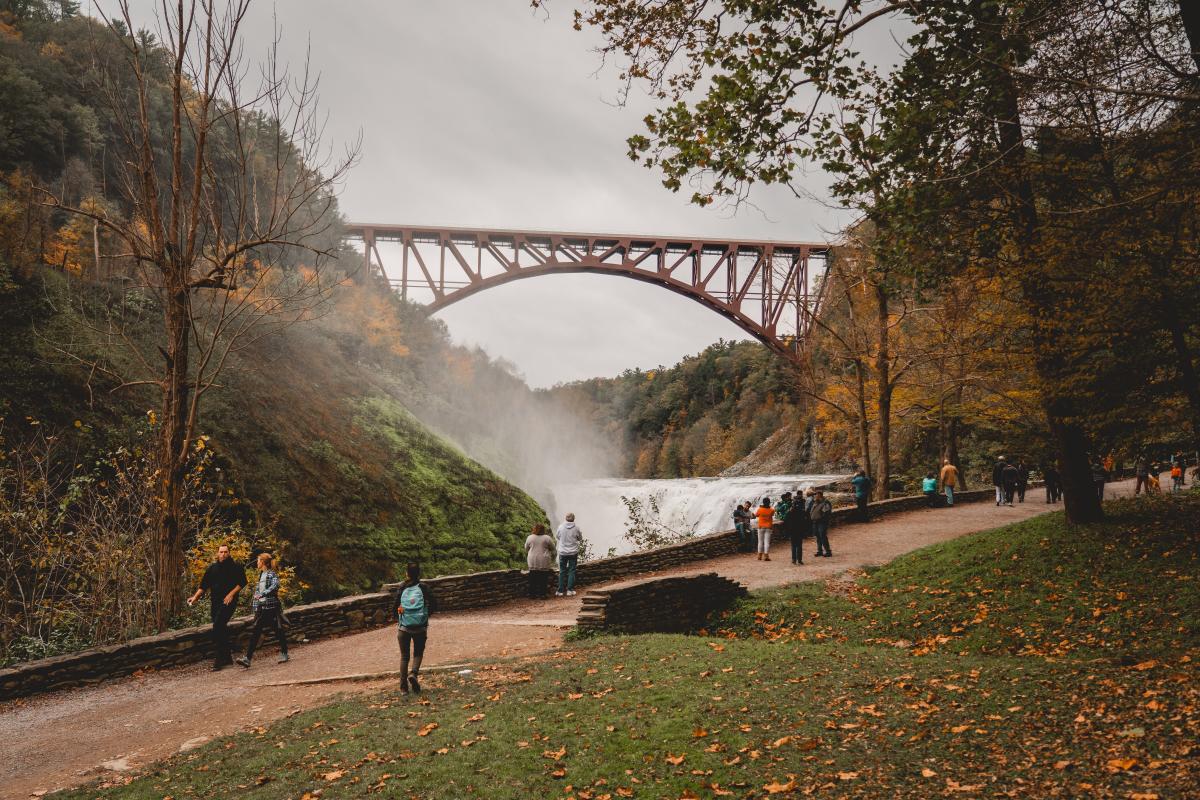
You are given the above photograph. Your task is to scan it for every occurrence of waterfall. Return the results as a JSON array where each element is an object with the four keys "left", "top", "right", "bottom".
[{"left": 547, "top": 473, "right": 848, "bottom": 557}]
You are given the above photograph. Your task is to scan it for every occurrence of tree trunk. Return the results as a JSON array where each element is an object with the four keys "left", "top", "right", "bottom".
[
  {"left": 1179, "top": 0, "right": 1200, "bottom": 73},
  {"left": 873, "top": 283, "right": 891, "bottom": 500},
  {"left": 854, "top": 359, "right": 873, "bottom": 479},
  {"left": 155, "top": 283, "right": 191, "bottom": 629},
  {"left": 990, "top": 23, "right": 1103, "bottom": 523},
  {"left": 1164, "top": 305, "right": 1200, "bottom": 455}
]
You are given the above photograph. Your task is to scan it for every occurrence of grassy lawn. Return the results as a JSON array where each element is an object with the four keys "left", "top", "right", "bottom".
[{"left": 60, "top": 495, "right": 1199, "bottom": 799}]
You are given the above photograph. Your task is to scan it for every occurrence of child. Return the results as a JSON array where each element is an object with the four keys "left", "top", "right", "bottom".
[
  {"left": 922, "top": 472, "right": 939, "bottom": 507},
  {"left": 1171, "top": 463, "right": 1184, "bottom": 493}
]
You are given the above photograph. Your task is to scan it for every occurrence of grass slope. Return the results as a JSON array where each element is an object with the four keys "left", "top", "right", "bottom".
[{"left": 61, "top": 495, "right": 1199, "bottom": 799}]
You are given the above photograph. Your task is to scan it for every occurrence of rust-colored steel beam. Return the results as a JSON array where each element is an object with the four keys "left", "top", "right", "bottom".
[{"left": 343, "top": 223, "right": 830, "bottom": 361}]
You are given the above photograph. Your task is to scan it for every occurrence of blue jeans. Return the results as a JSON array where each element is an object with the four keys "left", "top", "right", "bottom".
[
  {"left": 557, "top": 554, "right": 578, "bottom": 594},
  {"left": 735, "top": 522, "right": 753, "bottom": 551},
  {"left": 945, "top": 485, "right": 954, "bottom": 505},
  {"left": 813, "top": 521, "right": 831, "bottom": 555}
]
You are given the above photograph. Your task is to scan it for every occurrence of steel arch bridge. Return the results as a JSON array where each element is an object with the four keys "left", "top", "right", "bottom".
[{"left": 343, "top": 223, "right": 830, "bottom": 359}]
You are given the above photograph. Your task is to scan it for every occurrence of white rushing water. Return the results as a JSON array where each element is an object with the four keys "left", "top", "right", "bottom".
[{"left": 547, "top": 473, "right": 848, "bottom": 557}]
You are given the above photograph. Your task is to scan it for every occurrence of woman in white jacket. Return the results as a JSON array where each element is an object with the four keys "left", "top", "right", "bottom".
[{"left": 524, "top": 523, "right": 556, "bottom": 598}]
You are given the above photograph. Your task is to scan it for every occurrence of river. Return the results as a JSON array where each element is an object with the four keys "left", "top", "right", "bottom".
[{"left": 547, "top": 473, "right": 848, "bottom": 557}]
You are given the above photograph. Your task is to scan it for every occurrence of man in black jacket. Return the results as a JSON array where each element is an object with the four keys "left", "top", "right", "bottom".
[
  {"left": 992, "top": 456, "right": 1008, "bottom": 506},
  {"left": 187, "top": 545, "right": 247, "bottom": 671}
]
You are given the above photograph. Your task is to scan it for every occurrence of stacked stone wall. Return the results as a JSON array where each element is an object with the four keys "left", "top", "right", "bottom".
[
  {"left": 576, "top": 573, "right": 747, "bottom": 634},
  {"left": 0, "top": 482, "right": 1009, "bottom": 700}
]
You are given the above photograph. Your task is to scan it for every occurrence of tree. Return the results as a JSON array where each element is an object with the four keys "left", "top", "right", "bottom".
[
  {"left": 563, "top": 0, "right": 1200, "bottom": 523},
  {"left": 42, "top": 0, "right": 356, "bottom": 628}
]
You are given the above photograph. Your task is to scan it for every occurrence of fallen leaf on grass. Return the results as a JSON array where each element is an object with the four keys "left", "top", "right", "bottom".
[
  {"left": 692, "top": 728, "right": 709, "bottom": 738},
  {"left": 322, "top": 770, "right": 345, "bottom": 781},
  {"left": 1054, "top": 760, "right": 1073, "bottom": 770},
  {"left": 543, "top": 746, "right": 567, "bottom": 760},
  {"left": 921, "top": 768, "right": 937, "bottom": 778},
  {"left": 1106, "top": 758, "right": 1138, "bottom": 772},
  {"left": 764, "top": 778, "right": 796, "bottom": 793},
  {"left": 665, "top": 753, "right": 686, "bottom": 765},
  {"left": 466, "top": 714, "right": 485, "bottom": 723},
  {"left": 838, "top": 772, "right": 859, "bottom": 780}
]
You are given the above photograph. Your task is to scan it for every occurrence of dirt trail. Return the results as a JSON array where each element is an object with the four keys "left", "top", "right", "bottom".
[{"left": 0, "top": 479, "right": 1136, "bottom": 799}]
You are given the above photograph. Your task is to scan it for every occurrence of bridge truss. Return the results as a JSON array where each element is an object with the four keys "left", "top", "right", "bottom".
[{"left": 343, "top": 223, "right": 830, "bottom": 359}]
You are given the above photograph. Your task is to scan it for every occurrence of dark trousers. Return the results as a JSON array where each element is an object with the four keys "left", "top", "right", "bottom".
[
  {"left": 1002, "top": 482, "right": 1016, "bottom": 504},
  {"left": 210, "top": 601, "right": 237, "bottom": 665},
  {"left": 1017, "top": 483, "right": 1027, "bottom": 502},
  {"left": 245, "top": 605, "right": 287, "bottom": 659},
  {"left": 526, "top": 569, "right": 550, "bottom": 598},
  {"left": 855, "top": 495, "right": 869, "bottom": 521},
  {"left": 790, "top": 529, "right": 804, "bottom": 563},
  {"left": 924, "top": 490, "right": 938, "bottom": 507},
  {"left": 813, "top": 521, "right": 831, "bottom": 555},
  {"left": 557, "top": 554, "right": 578, "bottom": 594},
  {"left": 398, "top": 628, "right": 427, "bottom": 678},
  {"left": 1135, "top": 475, "right": 1149, "bottom": 494}
]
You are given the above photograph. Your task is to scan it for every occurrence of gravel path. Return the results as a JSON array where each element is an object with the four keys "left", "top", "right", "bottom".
[{"left": 0, "top": 478, "right": 1137, "bottom": 798}]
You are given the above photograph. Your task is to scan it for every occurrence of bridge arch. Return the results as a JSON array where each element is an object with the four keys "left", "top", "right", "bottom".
[{"left": 343, "top": 223, "right": 830, "bottom": 360}]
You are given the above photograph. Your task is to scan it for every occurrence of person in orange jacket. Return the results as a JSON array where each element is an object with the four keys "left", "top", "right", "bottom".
[{"left": 754, "top": 497, "right": 775, "bottom": 561}]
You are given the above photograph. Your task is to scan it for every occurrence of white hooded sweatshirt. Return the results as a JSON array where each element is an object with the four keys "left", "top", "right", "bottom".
[{"left": 555, "top": 521, "right": 583, "bottom": 556}]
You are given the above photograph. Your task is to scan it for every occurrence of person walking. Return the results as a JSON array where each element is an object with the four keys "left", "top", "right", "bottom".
[
  {"left": 187, "top": 544, "right": 246, "bottom": 671},
  {"left": 851, "top": 470, "right": 872, "bottom": 522},
  {"left": 524, "top": 523, "right": 556, "bottom": 599},
  {"left": 1170, "top": 462, "right": 1184, "bottom": 493},
  {"left": 236, "top": 552, "right": 288, "bottom": 668},
  {"left": 733, "top": 501, "right": 753, "bottom": 552},
  {"left": 394, "top": 562, "right": 435, "bottom": 694},
  {"left": 784, "top": 491, "right": 809, "bottom": 565},
  {"left": 939, "top": 459, "right": 960, "bottom": 506},
  {"left": 1134, "top": 458, "right": 1151, "bottom": 495},
  {"left": 1001, "top": 460, "right": 1020, "bottom": 506},
  {"left": 1016, "top": 460, "right": 1030, "bottom": 503},
  {"left": 555, "top": 513, "right": 584, "bottom": 596},
  {"left": 808, "top": 489, "right": 833, "bottom": 558},
  {"left": 921, "top": 472, "right": 939, "bottom": 507},
  {"left": 992, "top": 456, "right": 1007, "bottom": 506},
  {"left": 1043, "top": 462, "right": 1061, "bottom": 503},
  {"left": 754, "top": 497, "right": 775, "bottom": 561},
  {"left": 1091, "top": 459, "right": 1108, "bottom": 503}
]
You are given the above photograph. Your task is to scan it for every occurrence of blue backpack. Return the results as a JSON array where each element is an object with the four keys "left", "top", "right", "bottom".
[{"left": 399, "top": 584, "right": 429, "bottom": 628}]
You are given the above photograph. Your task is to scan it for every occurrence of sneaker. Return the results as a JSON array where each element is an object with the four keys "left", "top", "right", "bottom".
[
  {"left": 566, "top": 590, "right": 576, "bottom": 596},
  {"left": 235, "top": 656, "right": 251, "bottom": 668},
  {"left": 277, "top": 653, "right": 289, "bottom": 664},
  {"left": 555, "top": 591, "right": 564, "bottom": 597},
  {"left": 408, "top": 674, "right": 420, "bottom": 694}
]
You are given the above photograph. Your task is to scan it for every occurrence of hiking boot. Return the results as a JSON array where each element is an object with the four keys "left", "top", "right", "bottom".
[
  {"left": 408, "top": 673, "right": 421, "bottom": 694},
  {"left": 235, "top": 656, "right": 251, "bottom": 668},
  {"left": 277, "top": 653, "right": 289, "bottom": 664},
  {"left": 763, "top": 554, "right": 770, "bottom": 561}
]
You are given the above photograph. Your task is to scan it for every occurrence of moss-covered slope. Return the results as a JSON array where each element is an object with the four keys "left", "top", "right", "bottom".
[{"left": 0, "top": 270, "right": 546, "bottom": 598}]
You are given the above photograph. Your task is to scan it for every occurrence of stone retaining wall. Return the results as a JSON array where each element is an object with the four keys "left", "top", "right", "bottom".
[
  {"left": 576, "top": 573, "right": 747, "bottom": 634},
  {"left": 0, "top": 482, "right": 1011, "bottom": 701}
]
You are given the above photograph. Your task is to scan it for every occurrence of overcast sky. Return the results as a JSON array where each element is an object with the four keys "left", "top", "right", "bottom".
[{"left": 102, "top": 1, "right": 858, "bottom": 386}]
